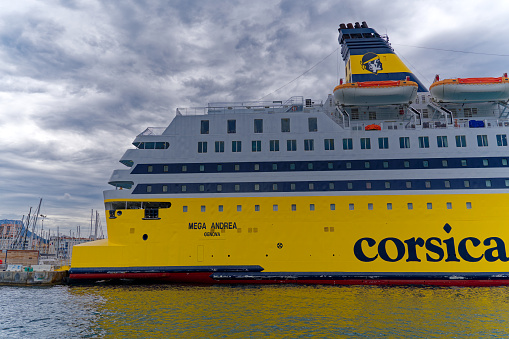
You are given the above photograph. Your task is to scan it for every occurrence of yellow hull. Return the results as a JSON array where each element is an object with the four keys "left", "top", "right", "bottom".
[{"left": 70, "top": 193, "right": 509, "bottom": 284}]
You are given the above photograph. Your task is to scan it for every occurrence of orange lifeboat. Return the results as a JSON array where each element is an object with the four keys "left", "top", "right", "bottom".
[
  {"left": 365, "top": 124, "right": 381, "bottom": 131},
  {"left": 333, "top": 80, "right": 418, "bottom": 106},
  {"left": 430, "top": 76, "right": 509, "bottom": 102}
]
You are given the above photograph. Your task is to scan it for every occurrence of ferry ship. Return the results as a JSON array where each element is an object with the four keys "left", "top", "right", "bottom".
[{"left": 70, "top": 22, "right": 509, "bottom": 286}]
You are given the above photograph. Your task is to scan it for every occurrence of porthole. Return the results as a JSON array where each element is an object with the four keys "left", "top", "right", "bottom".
[
  {"left": 142, "top": 234, "right": 148, "bottom": 241},
  {"left": 116, "top": 211, "right": 122, "bottom": 216}
]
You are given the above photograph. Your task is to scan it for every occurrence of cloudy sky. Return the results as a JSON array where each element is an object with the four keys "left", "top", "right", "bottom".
[{"left": 1, "top": 0, "right": 509, "bottom": 235}]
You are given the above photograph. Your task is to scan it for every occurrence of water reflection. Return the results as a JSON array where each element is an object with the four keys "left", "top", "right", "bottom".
[{"left": 1, "top": 284, "right": 509, "bottom": 337}]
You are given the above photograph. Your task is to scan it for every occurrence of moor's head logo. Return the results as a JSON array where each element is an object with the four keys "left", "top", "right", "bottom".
[{"left": 361, "top": 52, "right": 383, "bottom": 74}]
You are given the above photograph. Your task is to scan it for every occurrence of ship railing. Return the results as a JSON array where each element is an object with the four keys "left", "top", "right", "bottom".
[{"left": 138, "top": 127, "right": 166, "bottom": 136}]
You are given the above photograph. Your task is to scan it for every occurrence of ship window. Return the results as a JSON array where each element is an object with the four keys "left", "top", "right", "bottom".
[
  {"left": 422, "top": 109, "right": 429, "bottom": 119},
  {"left": 477, "top": 135, "right": 488, "bottom": 147},
  {"left": 368, "top": 112, "right": 376, "bottom": 120},
  {"left": 252, "top": 140, "right": 261, "bottom": 152},
  {"left": 497, "top": 134, "right": 508, "bottom": 146},
  {"left": 400, "top": 137, "right": 410, "bottom": 149},
  {"left": 290, "top": 183, "right": 296, "bottom": 191},
  {"left": 309, "top": 183, "right": 314, "bottom": 190},
  {"left": 308, "top": 163, "right": 313, "bottom": 170},
  {"left": 445, "top": 181, "right": 451, "bottom": 188},
  {"left": 387, "top": 203, "right": 392, "bottom": 210},
  {"left": 273, "top": 205, "right": 278, "bottom": 211},
  {"left": 308, "top": 117, "right": 318, "bottom": 132},
  {"left": 366, "top": 182, "right": 371, "bottom": 189},
  {"left": 183, "top": 206, "right": 188, "bottom": 212},
  {"left": 201, "top": 206, "right": 206, "bottom": 212},
  {"left": 346, "top": 162, "right": 352, "bottom": 169},
  {"left": 215, "top": 141, "right": 225, "bottom": 153},
  {"left": 217, "top": 184, "right": 222, "bottom": 192},
  {"left": 486, "top": 180, "right": 492, "bottom": 187},
  {"left": 349, "top": 203, "right": 354, "bottom": 210},
  {"left": 254, "top": 184, "right": 260, "bottom": 191},
  {"left": 199, "top": 165, "right": 205, "bottom": 172},
  {"left": 378, "top": 137, "right": 389, "bottom": 149},
  {"left": 199, "top": 185, "right": 205, "bottom": 192},
  {"left": 406, "top": 181, "right": 412, "bottom": 189},
  {"left": 368, "top": 203, "right": 373, "bottom": 210},
  {"left": 273, "top": 183, "right": 278, "bottom": 191},
  {"left": 198, "top": 141, "right": 208, "bottom": 153},
  {"left": 365, "top": 161, "right": 370, "bottom": 169},
  {"left": 506, "top": 180, "right": 509, "bottom": 187},
  {"left": 147, "top": 185, "right": 152, "bottom": 193},
  {"left": 254, "top": 119, "right": 263, "bottom": 133},
  {"left": 235, "top": 184, "right": 240, "bottom": 191},
  {"left": 291, "top": 204, "right": 296, "bottom": 211},
  {"left": 304, "top": 139, "right": 314, "bottom": 151},
  {"left": 181, "top": 185, "right": 187, "bottom": 192},
  {"left": 162, "top": 185, "right": 168, "bottom": 193},
  {"left": 404, "top": 161, "right": 410, "bottom": 168},
  {"left": 324, "top": 139, "right": 335, "bottom": 150},
  {"left": 383, "top": 161, "right": 389, "bottom": 168},
  {"left": 442, "top": 160, "right": 448, "bottom": 167},
  {"left": 145, "top": 142, "right": 155, "bottom": 149},
  {"left": 163, "top": 165, "right": 168, "bottom": 172},
  {"left": 483, "top": 159, "right": 489, "bottom": 166},
  {"left": 503, "top": 159, "right": 508, "bottom": 166},
  {"left": 232, "top": 141, "right": 242, "bottom": 152},
  {"left": 328, "top": 162, "right": 334, "bottom": 170},
  {"left": 290, "top": 163, "right": 296, "bottom": 170},
  {"left": 330, "top": 203, "right": 335, "bottom": 210},
  {"left": 254, "top": 164, "right": 259, "bottom": 171},
  {"left": 437, "top": 136, "right": 448, "bottom": 148},
  {"left": 148, "top": 165, "right": 153, "bottom": 173},
  {"left": 427, "top": 203, "right": 432, "bottom": 210},
  {"left": 272, "top": 163, "right": 277, "bottom": 171},
  {"left": 237, "top": 205, "right": 242, "bottom": 212},
  {"left": 329, "top": 182, "right": 334, "bottom": 190},
  {"left": 255, "top": 205, "right": 260, "bottom": 211},
  {"left": 464, "top": 108, "right": 472, "bottom": 117},
  {"left": 425, "top": 181, "right": 431, "bottom": 188},
  {"left": 182, "top": 165, "right": 187, "bottom": 172},
  {"left": 464, "top": 180, "right": 470, "bottom": 188},
  {"left": 415, "top": 96, "right": 419, "bottom": 104},
  {"left": 347, "top": 182, "right": 353, "bottom": 189},
  {"left": 418, "top": 136, "right": 429, "bottom": 148},
  {"left": 343, "top": 138, "right": 353, "bottom": 150},
  {"left": 201, "top": 120, "right": 209, "bottom": 134},
  {"left": 447, "top": 202, "right": 452, "bottom": 209},
  {"left": 351, "top": 108, "right": 359, "bottom": 120},
  {"left": 407, "top": 203, "right": 413, "bottom": 210},
  {"left": 219, "top": 205, "right": 223, "bottom": 212},
  {"left": 270, "top": 140, "right": 280, "bottom": 152},
  {"left": 423, "top": 160, "right": 429, "bottom": 168},
  {"left": 155, "top": 142, "right": 169, "bottom": 149},
  {"left": 310, "top": 204, "right": 315, "bottom": 211},
  {"left": 361, "top": 138, "right": 371, "bottom": 150},
  {"left": 227, "top": 120, "right": 236, "bottom": 133},
  {"left": 287, "top": 140, "right": 297, "bottom": 151},
  {"left": 217, "top": 164, "right": 222, "bottom": 172},
  {"left": 235, "top": 164, "right": 240, "bottom": 171},
  {"left": 456, "top": 135, "right": 467, "bottom": 147},
  {"left": 144, "top": 209, "right": 159, "bottom": 219},
  {"left": 281, "top": 118, "right": 290, "bottom": 132},
  {"left": 466, "top": 202, "right": 472, "bottom": 209},
  {"left": 385, "top": 182, "right": 390, "bottom": 189},
  {"left": 421, "top": 95, "right": 426, "bottom": 103},
  {"left": 461, "top": 159, "right": 467, "bottom": 167}
]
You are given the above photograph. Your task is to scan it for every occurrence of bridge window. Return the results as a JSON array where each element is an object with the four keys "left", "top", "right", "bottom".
[
  {"left": 227, "top": 120, "right": 236, "bottom": 133},
  {"left": 456, "top": 135, "right": 467, "bottom": 147},
  {"left": 254, "top": 119, "right": 263, "bottom": 133},
  {"left": 308, "top": 117, "right": 317, "bottom": 132}
]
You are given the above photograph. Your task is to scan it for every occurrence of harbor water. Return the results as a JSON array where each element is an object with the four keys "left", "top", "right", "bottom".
[{"left": 1, "top": 284, "right": 509, "bottom": 337}]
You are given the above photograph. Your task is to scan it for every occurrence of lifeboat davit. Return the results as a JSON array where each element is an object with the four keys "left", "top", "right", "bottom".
[
  {"left": 333, "top": 80, "right": 418, "bottom": 106},
  {"left": 430, "top": 76, "right": 509, "bottom": 102}
]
